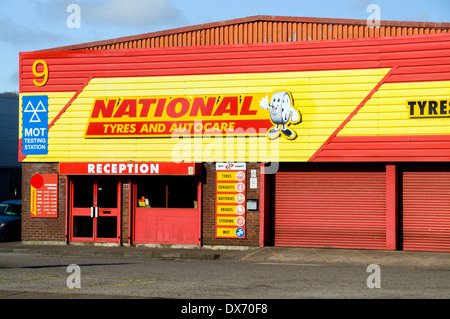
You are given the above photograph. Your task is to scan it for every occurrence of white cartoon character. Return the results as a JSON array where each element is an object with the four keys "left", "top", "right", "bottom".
[{"left": 259, "top": 91, "right": 301, "bottom": 139}]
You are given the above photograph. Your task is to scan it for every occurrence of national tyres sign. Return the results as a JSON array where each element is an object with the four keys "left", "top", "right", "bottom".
[
  {"left": 22, "top": 95, "right": 48, "bottom": 155},
  {"left": 84, "top": 92, "right": 301, "bottom": 139}
]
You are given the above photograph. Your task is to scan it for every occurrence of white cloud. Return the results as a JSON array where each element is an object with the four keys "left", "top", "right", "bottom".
[{"left": 0, "top": 17, "right": 61, "bottom": 46}]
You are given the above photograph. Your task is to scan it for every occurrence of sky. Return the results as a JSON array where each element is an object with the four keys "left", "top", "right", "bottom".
[{"left": 1, "top": 0, "right": 449, "bottom": 93}]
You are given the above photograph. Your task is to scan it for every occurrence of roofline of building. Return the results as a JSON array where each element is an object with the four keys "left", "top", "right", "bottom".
[
  {"left": 45, "top": 15, "right": 450, "bottom": 51},
  {"left": 0, "top": 93, "right": 19, "bottom": 99}
]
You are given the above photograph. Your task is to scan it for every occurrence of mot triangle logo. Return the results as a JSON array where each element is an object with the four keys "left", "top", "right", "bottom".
[
  {"left": 22, "top": 95, "right": 49, "bottom": 156},
  {"left": 24, "top": 100, "right": 47, "bottom": 123}
]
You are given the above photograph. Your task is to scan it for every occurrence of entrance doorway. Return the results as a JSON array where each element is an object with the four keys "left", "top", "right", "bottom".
[{"left": 69, "top": 177, "right": 121, "bottom": 243}]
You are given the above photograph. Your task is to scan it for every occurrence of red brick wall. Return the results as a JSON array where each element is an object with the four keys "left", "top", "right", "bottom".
[
  {"left": 22, "top": 163, "right": 130, "bottom": 244},
  {"left": 121, "top": 181, "right": 130, "bottom": 244},
  {"left": 21, "top": 162, "right": 66, "bottom": 242},
  {"left": 201, "top": 163, "right": 260, "bottom": 247}
]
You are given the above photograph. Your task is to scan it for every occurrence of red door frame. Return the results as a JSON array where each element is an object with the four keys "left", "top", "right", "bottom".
[{"left": 68, "top": 177, "right": 121, "bottom": 244}]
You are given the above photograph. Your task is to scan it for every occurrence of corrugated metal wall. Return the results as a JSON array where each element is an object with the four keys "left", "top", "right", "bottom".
[
  {"left": 402, "top": 170, "right": 450, "bottom": 252},
  {"left": 20, "top": 33, "right": 450, "bottom": 163},
  {"left": 56, "top": 16, "right": 450, "bottom": 51},
  {"left": 274, "top": 165, "right": 386, "bottom": 249}
]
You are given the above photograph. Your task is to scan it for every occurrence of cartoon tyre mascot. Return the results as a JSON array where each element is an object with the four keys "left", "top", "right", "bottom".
[{"left": 259, "top": 91, "right": 301, "bottom": 139}]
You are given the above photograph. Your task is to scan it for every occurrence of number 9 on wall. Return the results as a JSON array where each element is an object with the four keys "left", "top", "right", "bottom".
[{"left": 32, "top": 59, "right": 48, "bottom": 87}]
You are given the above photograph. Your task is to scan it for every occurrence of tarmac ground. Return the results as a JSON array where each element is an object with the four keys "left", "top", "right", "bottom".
[
  {"left": 1, "top": 241, "right": 450, "bottom": 299},
  {"left": 1, "top": 240, "right": 449, "bottom": 268}
]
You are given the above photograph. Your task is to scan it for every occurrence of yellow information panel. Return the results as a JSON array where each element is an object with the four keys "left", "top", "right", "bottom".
[{"left": 216, "top": 163, "right": 246, "bottom": 239}]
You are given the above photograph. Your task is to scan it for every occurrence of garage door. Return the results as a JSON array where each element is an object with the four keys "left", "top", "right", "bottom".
[
  {"left": 402, "top": 170, "right": 450, "bottom": 252},
  {"left": 274, "top": 165, "right": 386, "bottom": 249}
]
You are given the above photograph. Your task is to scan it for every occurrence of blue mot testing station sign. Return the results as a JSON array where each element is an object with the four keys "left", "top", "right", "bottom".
[{"left": 22, "top": 95, "right": 48, "bottom": 155}]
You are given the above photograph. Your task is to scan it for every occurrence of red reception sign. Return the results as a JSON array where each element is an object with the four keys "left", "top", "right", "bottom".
[
  {"left": 59, "top": 162, "right": 199, "bottom": 175},
  {"left": 30, "top": 174, "right": 58, "bottom": 218}
]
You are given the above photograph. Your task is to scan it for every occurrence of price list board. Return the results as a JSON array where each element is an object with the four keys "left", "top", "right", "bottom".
[
  {"left": 215, "top": 163, "right": 246, "bottom": 239},
  {"left": 30, "top": 174, "right": 58, "bottom": 218}
]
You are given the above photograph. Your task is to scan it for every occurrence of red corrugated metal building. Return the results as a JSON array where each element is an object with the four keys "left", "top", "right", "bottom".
[
  {"left": 50, "top": 15, "right": 450, "bottom": 50},
  {"left": 19, "top": 16, "right": 450, "bottom": 252}
]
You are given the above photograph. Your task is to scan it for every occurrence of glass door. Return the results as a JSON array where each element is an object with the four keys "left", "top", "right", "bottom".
[{"left": 70, "top": 177, "right": 121, "bottom": 243}]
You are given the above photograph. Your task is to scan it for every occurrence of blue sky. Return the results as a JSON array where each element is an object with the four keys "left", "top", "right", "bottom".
[{"left": 1, "top": 0, "right": 449, "bottom": 93}]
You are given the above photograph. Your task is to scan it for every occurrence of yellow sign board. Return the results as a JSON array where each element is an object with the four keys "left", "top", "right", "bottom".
[
  {"left": 216, "top": 227, "right": 239, "bottom": 238},
  {"left": 216, "top": 204, "right": 245, "bottom": 215},
  {"left": 215, "top": 163, "right": 246, "bottom": 239},
  {"left": 217, "top": 171, "right": 245, "bottom": 181}
]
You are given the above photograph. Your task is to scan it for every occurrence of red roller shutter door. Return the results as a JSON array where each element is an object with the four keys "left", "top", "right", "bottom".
[
  {"left": 274, "top": 166, "right": 386, "bottom": 249},
  {"left": 402, "top": 170, "right": 450, "bottom": 252}
]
